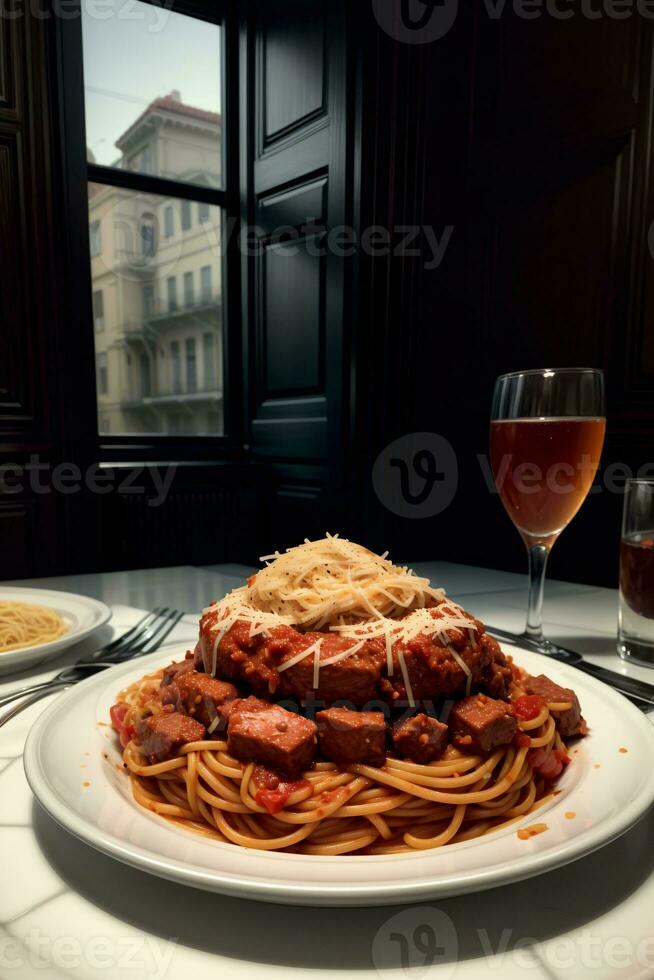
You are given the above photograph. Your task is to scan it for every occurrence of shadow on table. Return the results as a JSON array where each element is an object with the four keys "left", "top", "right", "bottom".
[
  {"left": 33, "top": 802, "right": 654, "bottom": 971},
  {"left": 549, "top": 634, "right": 620, "bottom": 657}
]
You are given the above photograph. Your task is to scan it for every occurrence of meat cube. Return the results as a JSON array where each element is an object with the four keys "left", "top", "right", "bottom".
[
  {"left": 136, "top": 712, "right": 206, "bottom": 762},
  {"left": 448, "top": 695, "right": 517, "bottom": 753},
  {"left": 316, "top": 707, "right": 387, "bottom": 767},
  {"left": 227, "top": 697, "right": 317, "bottom": 777},
  {"left": 173, "top": 671, "right": 239, "bottom": 729},
  {"left": 523, "top": 674, "right": 583, "bottom": 737},
  {"left": 392, "top": 713, "right": 448, "bottom": 764},
  {"left": 161, "top": 655, "right": 195, "bottom": 688}
]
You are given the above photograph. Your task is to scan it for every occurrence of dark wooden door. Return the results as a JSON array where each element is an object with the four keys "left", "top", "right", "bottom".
[{"left": 242, "top": 0, "right": 353, "bottom": 549}]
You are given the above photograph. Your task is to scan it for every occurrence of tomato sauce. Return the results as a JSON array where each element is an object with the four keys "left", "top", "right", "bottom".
[
  {"left": 513, "top": 694, "right": 546, "bottom": 721},
  {"left": 252, "top": 764, "right": 308, "bottom": 815}
]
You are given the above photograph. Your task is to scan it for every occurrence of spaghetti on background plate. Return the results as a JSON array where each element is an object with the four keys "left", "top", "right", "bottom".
[
  {"left": 0, "top": 600, "right": 68, "bottom": 654},
  {"left": 110, "top": 536, "right": 586, "bottom": 855}
]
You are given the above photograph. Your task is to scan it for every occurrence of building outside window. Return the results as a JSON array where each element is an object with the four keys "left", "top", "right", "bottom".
[
  {"left": 140, "top": 352, "right": 151, "bottom": 397},
  {"left": 92, "top": 290, "right": 104, "bottom": 332},
  {"left": 164, "top": 205, "right": 174, "bottom": 238},
  {"left": 181, "top": 199, "right": 192, "bottom": 231},
  {"left": 142, "top": 285, "right": 155, "bottom": 317},
  {"left": 167, "top": 276, "right": 177, "bottom": 312},
  {"left": 96, "top": 352, "right": 108, "bottom": 395},
  {"left": 89, "top": 221, "right": 101, "bottom": 257},
  {"left": 82, "top": 0, "right": 225, "bottom": 436},
  {"left": 186, "top": 337, "right": 197, "bottom": 393},
  {"left": 141, "top": 145, "right": 153, "bottom": 174},
  {"left": 184, "top": 271, "right": 194, "bottom": 308},
  {"left": 203, "top": 332, "right": 215, "bottom": 388},
  {"left": 200, "top": 265, "right": 212, "bottom": 303},
  {"left": 141, "top": 218, "right": 156, "bottom": 257},
  {"left": 171, "top": 341, "right": 181, "bottom": 394}
]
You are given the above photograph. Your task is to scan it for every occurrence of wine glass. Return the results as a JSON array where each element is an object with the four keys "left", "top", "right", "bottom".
[{"left": 490, "top": 368, "right": 606, "bottom": 652}]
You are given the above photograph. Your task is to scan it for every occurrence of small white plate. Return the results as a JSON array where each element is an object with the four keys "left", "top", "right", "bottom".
[
  {"left": 24, "top": 643, "right": 654, "bottom": 907},
  {"left": 0, "top": 586, "right": 111, "bottom": 675}
]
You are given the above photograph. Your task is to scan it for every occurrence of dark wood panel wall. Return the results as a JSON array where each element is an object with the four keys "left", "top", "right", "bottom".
[
  {"left": 0, "top": 15, "right": 61, "bottom": 577},
  {"left": 349, "top": 9, "right": 654, "bottom": 586}
]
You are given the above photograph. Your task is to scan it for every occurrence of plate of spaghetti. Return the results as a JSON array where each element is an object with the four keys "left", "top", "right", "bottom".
[
  {"left": 24, "top": 538, "right": 654, "bottom": 905},
  {"left": 0, "top": 586, "right": 111, "bottom": 675}
]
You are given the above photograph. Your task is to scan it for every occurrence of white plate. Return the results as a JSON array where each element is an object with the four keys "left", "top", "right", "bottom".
[
  {"left": 24, "top": 643, "right": 654, "bottom": 907},
  {"left": 0, "top": 586, "right": 111, "bottom": 675}
]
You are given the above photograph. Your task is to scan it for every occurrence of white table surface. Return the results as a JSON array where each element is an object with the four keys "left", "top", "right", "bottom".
[{"left": 1, "top": 562, "right": 653, "bottom": 980}]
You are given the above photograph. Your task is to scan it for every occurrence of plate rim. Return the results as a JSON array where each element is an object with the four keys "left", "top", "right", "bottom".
[{"left": 23, "top": 641, "right": 654, "bottom": 906}]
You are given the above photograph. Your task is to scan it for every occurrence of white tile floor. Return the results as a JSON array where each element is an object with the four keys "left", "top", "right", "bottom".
[{"left": 0, "top": 564, "right": 652, "bottom": 980}]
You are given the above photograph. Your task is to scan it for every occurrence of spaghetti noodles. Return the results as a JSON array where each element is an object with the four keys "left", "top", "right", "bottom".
[
  {"left": 115, "top": 667, "right": 573, "bottom": 855},
  {"left": 0, "top": 600, "right": 67, "bottom": 653}
]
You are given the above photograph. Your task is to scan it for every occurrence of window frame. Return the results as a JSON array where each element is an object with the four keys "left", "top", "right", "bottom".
[{"left": 56, "top": 0, "right": 245, "bottom": 463}]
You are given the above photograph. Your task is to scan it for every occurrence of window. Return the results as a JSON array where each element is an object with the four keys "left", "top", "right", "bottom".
[
  {"left": 96, "top": 352, "right": 108, "bottom": 395},
  {"left": 81, "top": 0, "right": 226, "bottom": 437},
  {"left": 200, "top": 265, "right": 212, "bottom": 303},
  {"left": 92, "top": 290, "right": 104, "bottom": 332},
  {"left": 181, "top": 200, "right": 192, "bottom": 232},
  {"left": 89, "top": 221, "right": 101, "bottom": 257},
  {"left": 183, "top": 271, "right": 194, "bottom": 308},
  {"left": 141, "top": 218, "right": 156, "bottom": 258},
  {"left": 203, "top": 332, "right": 216, "bottom": 389},
  {"left": 140, "top": 353, "right": 151, "bottom": 397},
  {"left": 171, "top": 341, "right": 181, "bottom": 394},
  {"left": 186, "top": 338, "right": 197, "bottom": 393},
  {"left": 167, "top": 277, "right": 177, "bottom": 312},
  {"left": 142, "top": 285, "right": 155, "bottom": 318},
  {"left": 141, "top": 146, "right": 153, "bottom": 174}
]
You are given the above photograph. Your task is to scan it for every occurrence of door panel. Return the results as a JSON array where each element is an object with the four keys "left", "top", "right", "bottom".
[
  {"left": 263, "top": 0, "right": 326, "bottom": 143},
  {"left": 244, "top": 0, "right": 349, "bottom": 530}
]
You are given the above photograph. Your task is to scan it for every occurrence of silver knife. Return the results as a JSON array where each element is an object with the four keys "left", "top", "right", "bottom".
[{"left": 485, "top": 624, "right": 654, "bottom": 708}]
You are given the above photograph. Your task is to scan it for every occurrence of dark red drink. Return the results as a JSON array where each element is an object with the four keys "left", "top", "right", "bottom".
[{"left": 620, "top": 534, "right": 654, "bottom": 620}]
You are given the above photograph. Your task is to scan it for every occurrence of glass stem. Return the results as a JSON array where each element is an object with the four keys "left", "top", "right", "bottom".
[{"left": 525, "top": 544, "right": 550, "bottom": 642}]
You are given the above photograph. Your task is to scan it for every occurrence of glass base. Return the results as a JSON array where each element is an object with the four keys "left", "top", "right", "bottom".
[
  {"left": 522, "top": 632, "right": 558, "bottom": 655},
  {"left": 618, "top": 637, "right": 654, "bottom": 668}
]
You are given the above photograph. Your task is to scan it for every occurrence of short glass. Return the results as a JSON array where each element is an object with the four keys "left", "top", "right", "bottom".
[{"left": 619, "top": 479, "right": 654, "bottom": 667}]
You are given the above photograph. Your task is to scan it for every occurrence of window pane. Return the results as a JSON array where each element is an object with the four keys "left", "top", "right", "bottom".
[
  {"left": 186, "top": 338, "right": 197, "bottom": 393},
  {"left": 167, "top": 276, "right": 177, "bottom": 312},
  {"left": 93, "top": 290, "right": 104, "bottom": 331},
  {"left": 181, "top": 199, "right": 192, "bottom": 231},
  {"left": 200, "top": 265, "right": 212, "bottom": 303},
  {"left": 82, "top": 0, "right": 223, "bottom": 189},
  {"left": 90, "top": 220, "right": 101, "bottom": 256},
  {"left": 88, "top": 183, "right": 224, "bottom": 436},
  {"left": 183, "top": 271, "right": 194, "bottom": 307}
]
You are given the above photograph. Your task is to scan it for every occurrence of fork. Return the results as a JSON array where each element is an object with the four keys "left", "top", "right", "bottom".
[{"left": 0, "top": 606, "right": 186, "bottom": 726}]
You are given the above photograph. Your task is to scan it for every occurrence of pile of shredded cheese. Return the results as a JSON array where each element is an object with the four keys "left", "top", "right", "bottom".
[
  {"left": 200, "top": 535, "right": 478, "bottom": 701},
  {"left": 250, "top": 534, "right": 445, "bottom": 628}
]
